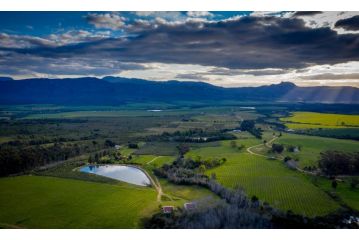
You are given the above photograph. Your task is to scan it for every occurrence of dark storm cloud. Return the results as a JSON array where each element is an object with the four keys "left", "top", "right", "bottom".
[
  {"left": 1, "top": 15, "right": 359, "bottom": 73},
  {"left": 335, "top": 15, "right": 359, "bottom": 31},
  {"left": 0, "top": 51, "right": 148, "bottom": 76},
  {"left": 292, "top": 11, "right": 323, "bottom": 17}
]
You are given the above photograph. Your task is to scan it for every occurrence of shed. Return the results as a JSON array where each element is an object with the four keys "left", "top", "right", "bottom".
[
  {"left": 184, "top": 202, "right": 197, "bottom": 211},
  {"left": 162, "top": 206, "right": 174, "bottom": 214}
]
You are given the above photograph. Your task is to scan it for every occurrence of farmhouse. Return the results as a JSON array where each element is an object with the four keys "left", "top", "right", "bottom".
[
  {"left": 115, "top": 145, "right": 121, "bottom": 150},
  {"left": 162, "top": 206, "right": 174, "bottom": 214}
]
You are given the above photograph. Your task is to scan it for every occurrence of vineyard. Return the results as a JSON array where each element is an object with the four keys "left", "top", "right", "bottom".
[{"left": 187, "top": 139, "right": 340, "bottom": 217}]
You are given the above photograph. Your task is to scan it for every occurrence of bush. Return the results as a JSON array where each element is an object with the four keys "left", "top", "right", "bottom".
[{"left": 272, "top": 144, "right": 284, "bottom": 153}]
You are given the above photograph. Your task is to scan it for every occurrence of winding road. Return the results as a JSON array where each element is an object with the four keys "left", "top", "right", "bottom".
[
  {"left": 246, "top": 135, "right": 317, "bottom": 175},
  {"left": 246, "top": 136, "right": 279, "bottom": 158}
]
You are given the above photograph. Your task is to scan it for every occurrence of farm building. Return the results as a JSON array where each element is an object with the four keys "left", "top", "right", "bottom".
[
  {"left": 162, "top": 206, "right": 174, "bottom": 214},
  {"left": 184, "top": 202, "right": 197, "bottom": 211}
]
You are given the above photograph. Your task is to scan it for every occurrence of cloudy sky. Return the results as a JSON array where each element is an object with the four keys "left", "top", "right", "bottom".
[{"left": 0, "top": 11, "right": 359, "bottom": 87}]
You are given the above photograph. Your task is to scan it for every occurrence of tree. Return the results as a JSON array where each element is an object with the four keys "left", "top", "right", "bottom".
[
  {"left": 128, "top": 143, "right": 139, "bottom": 149},
  {"left": 251, "top": 195, "right": 259, "bottom": 202},
  {"left": 240, "top": 120, "right": 255, "bottom": 131},
  {"left": 318, "top": 151, "right": 353, "bottom": 176},
  {"left": 88, "top": 155, "right": 94, "bottom": 164},
  {"left": 210, "top": 173, "right": 217, "bottom": 180},
  {"left": 272, "top": 144, "right": 284, "bottom": 153},
  {"left": 177, "top": 144, "right": 190, "bottom": 156},
  {"left": 105, "top": 139, "right": 115, "bottom": 147},
  {"left": 94, "top": 153, "right": 99, "bottom": 162},
  {"left": 350, "top": 178, "right": 359, "bottom": 189},
  {"left": 198, "top": 164, "right": 206, "bottom": 173},
  {"left": 331, "top": 180, "right": 338, "bottom": 189}
]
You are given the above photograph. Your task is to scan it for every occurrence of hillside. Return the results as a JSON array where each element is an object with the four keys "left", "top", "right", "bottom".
[{"left": 0, "top": 77, "right": 358, "bottom": 105}]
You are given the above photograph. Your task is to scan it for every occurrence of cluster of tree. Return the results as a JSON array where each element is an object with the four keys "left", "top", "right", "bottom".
[
  {"left": 177, "top": 144, "right": 190, "bottom": 157},
  {"left": 271, "top": 143, "right": 284, "bottom": 153},
  {"left": 128, "top": 142, "right": 139, "bottom": 149},
  {"left": 146, "top": 129, "right": 236, "bottom": 143},
  {"left": 0, "top": 143, "right": 90, "bottom": 176},
  {"left": 88, "top": 149, "right": 114, "bottom": 164},
  {"left": 240, "top": 120, "right": 262, "bottom": 139},
  {"left": 0, "top": 137, "right": 119, "bottom": 176},
  {"left": 287, "top": 145, "right": 300, "bottom": 152},
  {"left": 230, "top": 140, "right": 245, "bottom": 150},
  {"left": 145, "top": 196, "right": 271, "bottom": 229},
  {"left": 151, "top": 155, "right": 359, "bottom": 229},
  {"left": 318, "top": 151, "right": 359, "bottom": 176},
  {"left": 154, "top": 157, "right": 226, "bottom": 186}
]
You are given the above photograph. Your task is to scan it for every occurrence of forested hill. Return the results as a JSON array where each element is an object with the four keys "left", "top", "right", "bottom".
[{"left": 0, "top": 76, "right": 358, "bottom": 104}]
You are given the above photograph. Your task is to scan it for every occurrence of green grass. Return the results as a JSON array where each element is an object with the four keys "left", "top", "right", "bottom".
[
  {"left": 276, "top": 133, "right": 359, "bottom": 168},
  {"left": 0, "top": 175, "right": 157, "bottom": 228},
  {"left": 186, "top": 138, "right": 340, "bottom": 217},
  {"left": 159, "top": 179, "right": 218, "bottom": 207},
  {"left": 314, "top": 177, "right": 359, "bottom": 211},
  {"left": 281, "top": 112, "right": 359, "bottom": 129}
]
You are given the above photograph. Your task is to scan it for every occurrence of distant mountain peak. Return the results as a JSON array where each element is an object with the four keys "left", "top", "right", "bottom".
[{"left": 0, "top": 77, "right": 13, "bottom": 81}]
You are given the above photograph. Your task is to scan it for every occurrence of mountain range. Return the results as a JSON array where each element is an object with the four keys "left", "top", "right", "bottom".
[{"left": 0, "top": 76, "right": 358, "bottom": 105}]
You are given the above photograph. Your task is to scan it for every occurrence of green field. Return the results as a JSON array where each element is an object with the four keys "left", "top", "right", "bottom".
[
  {"left": 314, "top": 177, "right": 359, "bottom": 211},
  {"left": 276, "top": 133, "right": 359, "bottom": 168},
  {"left": 186, "top": 136, "right": 340, "bottom": 217},
  {"left": 131, "top": 155, "right": 175, "bottom": 168},
  {"left": 159, "top": 179, "right": 218, "bottom": 207},
  {"left": 281, "top": 112, "right": 359, "bottom": 129},
  {"left": 0, "top": 176, "right": 157, "bottom": 228}
]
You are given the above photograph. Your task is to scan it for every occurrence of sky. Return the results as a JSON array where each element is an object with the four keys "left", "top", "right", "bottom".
[{"left": 0, "top": 11, "right": 359, "bottom": 87}]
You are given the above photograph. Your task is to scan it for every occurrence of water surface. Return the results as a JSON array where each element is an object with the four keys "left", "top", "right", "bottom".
[{"left": 80, "top": 165, "right": 151, "bottom": 186}]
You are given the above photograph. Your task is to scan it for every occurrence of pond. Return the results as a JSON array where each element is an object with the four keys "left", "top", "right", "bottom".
[{"left": 80, "top": 165, "right": 151, "bottom": 186}]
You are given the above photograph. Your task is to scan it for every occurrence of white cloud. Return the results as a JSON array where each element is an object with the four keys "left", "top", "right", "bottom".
[
  {"left": 294, "top": 11, "right": 359, "bottom": 34},
  {"left": 186, "top": 11, "right": 213, "bottom": 18},
  {"left": 86, "top": 13, "right": 126, "bottom": 30}
]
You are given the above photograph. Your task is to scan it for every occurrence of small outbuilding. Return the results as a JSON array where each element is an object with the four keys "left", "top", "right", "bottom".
[
  {"left": 162, "top": 206, "right": 174, "bottom": 214},
  {"left": 184, "top": 202, "right": 197, "bottom": 211}
]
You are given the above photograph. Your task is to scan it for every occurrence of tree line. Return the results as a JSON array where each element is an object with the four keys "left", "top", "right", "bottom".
[
  {"left": 0, "top": 140, "right": 115, "bottom": 176},
  {"left": 318, "top": 150, "right": 359, "bottom": 176}
]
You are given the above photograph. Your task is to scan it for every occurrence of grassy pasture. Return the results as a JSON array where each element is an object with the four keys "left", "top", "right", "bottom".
[
  {"left": 276, "top": 133, "right": 359, "bottom": 168},
  {"left": 0, "top": 176, "right": 157, "bottom": 228},
  {"left": 186, "top": 137, "right": 340, "bottom": 217},
  {"left": 159, "top": 179, "right": 218, "bottom": 207},
  {"left": 131, "top": 155, "right": 175, "bottom": 168},
  {"left": 314, "top": 177, "right": 359, "bottom": 211},
  {"left": 281, "top": 112, "right": 359, "bottom": 129}
]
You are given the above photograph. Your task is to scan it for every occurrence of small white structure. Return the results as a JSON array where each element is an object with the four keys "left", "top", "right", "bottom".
[
  {"left": 184, "top": 202, "right": 197, "bottom": 211},
  {"left": 162, "top": 206, "right": 174, "bottom": 214},
  {"left": 115, "top": 145, "right": 121, "bottom": 150}
]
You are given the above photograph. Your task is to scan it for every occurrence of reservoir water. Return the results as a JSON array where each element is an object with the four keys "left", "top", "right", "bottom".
[{"left": 80, "top": 165, "right": 151, "bottom": 186}]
